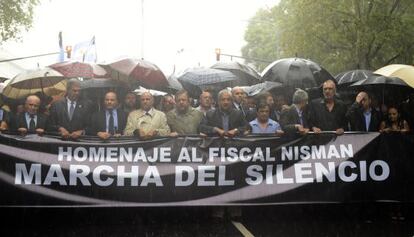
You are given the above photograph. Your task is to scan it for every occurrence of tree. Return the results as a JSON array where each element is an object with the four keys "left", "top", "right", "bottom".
[
  {"left": 242, "top": 0, "right": 414, "bottom": 74},
  {"left": 0, "top": 0, "right": 40, "bottom": 43}
]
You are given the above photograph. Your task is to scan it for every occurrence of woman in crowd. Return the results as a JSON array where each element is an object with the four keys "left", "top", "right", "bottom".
[{"left": 379, "top": 106, "right": 410, "bottom": 133}]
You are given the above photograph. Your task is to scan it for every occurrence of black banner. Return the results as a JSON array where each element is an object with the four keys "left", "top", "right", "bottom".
[{"left": 0, "top": 133, "right": 413, "bottom": 207}]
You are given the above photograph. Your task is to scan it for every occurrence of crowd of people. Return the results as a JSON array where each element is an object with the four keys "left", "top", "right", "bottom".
[{"left": 0, "top": 78, "right": 412, "bottom": 140}]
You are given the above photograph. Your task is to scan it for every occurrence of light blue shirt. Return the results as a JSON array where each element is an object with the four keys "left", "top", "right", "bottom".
[
  {"left": 25, "top": 112, "right": 37, "bottom": 128},
  {"left": 363, "top": 109, "right": 372, "bottom": 132},
  {"left": 0, "top": 109, "right": 3, "bottom": 121},
  {"left": 106, "top": 109, "right": 118, "bottom": 132},
  {"left": 250, "top": 118, "right": 281, "bottom": 134}
]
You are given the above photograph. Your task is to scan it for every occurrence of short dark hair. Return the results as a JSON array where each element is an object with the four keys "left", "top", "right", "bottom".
[{"left": 256, "top": 102, "right": 270, "bottom": 111}]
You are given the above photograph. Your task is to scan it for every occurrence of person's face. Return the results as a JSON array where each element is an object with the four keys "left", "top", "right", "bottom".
[
  {"left": 323, "top": 81, "right": 336, "bottom": 100},
  {"left": 25, "top": 96, "right": 40, "bottom": 115},
  {"left": 104, "top": 92, "right": 118, "bottom": 110},
  {"left": 232, "top": 88, "right": 244, "bottom": 104},
  {"left": 176, "top": 93, "right": 190, "bottom": 113},
  {"left": 359, "top": 93, "right": 371, "bottom": 110},
  {"left": 140, "top": 93, "right": 154, "bottom": 111},
  {"left": 67, "top": 84, "right": 81, "bottom": 101},
  {"left": 124, "top": 93, "right": 136, "bottom": 108},
  {"left": 219, "top": 93, "right": 232, "bottom": 111},
  {"left": 274, "top": 95, "right": 286, "bottom": 110},
  {"left": 200, "top": 92, "right": 212, "bottom": 108},
  {"left": 266, "top": 95, "right": 274, "bottom": 108},
  {"left": 247, "top": 97, "right": 256, "bottom": 109},
  {"left": 163, "top": 96, "right": 175, "bottom": 112},
  {"left": 257, "top": 106, "right": 270, "bottom": 122},
  {"left": 388, "top": 108, "right": 399, "bottom": 122},
  {"left": 298, "top": 100, "right": 308, "bottom": 110}
]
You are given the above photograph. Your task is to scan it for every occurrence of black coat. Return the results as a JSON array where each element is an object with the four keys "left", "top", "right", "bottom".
[
  {"left": 87, "top": 108, "right": 128, "bottom": 135},
  {"left": 15, "top": 112, "right": 47, "bottom": 132},
  {"left": 280, "top": 105, "right": 309, "bottom": 133},
  {"left": 47, "top": 98, "right": 92, "bottom": 133},
  {"left": 199, "top": 108, "right": 247, "bottom": 135},
  {"left": 308, "top": 98, "right": 347, "bottom": 131},
  {"left": 346, "top": 102, "right": 381, "bottom": 132}
]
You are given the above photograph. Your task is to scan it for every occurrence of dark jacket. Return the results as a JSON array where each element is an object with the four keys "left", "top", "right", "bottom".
[
  {"left": 308, "top": 98, "right": 347, "bottom": 131},
  {"left": 232, "top": 103, "right": 255, "bottom": 122},
  {"left": 47, "top": 98, "right": 92, "bottom": 133},
  {"left": 199, "top": 108, "right": 247, "bottom": 135},
  {"left": 280, "top": 105, "right": 309, "bottom": 133},
  {"left": 346, "top": 102, "right": 381, "bottom": 132},
  {"left": 87, "top": 108, "right": 128, "bottom": 135},
  {"left": 15, "top": 112, "right": 48, "bottom": 132}
]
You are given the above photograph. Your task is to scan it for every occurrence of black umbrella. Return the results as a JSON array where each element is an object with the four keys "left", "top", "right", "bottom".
[
  {"left": 261, "top": 58, "right": 334, "bottom": 89},
  {"left": 335, "top": 69, "right": 373, "bottom": 86},
  {"left": 211, "top": 61, "right": 261, "bottom": 85},
  {"left": 177, "top": 68, "right": 238, "bottom": 97},
  {"left": 350, "top": 75, "right": 409, "bottom": 87}
]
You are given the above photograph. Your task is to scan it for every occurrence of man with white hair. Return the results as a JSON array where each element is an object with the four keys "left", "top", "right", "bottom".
[
  {"left": 16, "top": 94, "right": 47, "bottom": 135},
  {"left": 124, "top": 91, "right": 170, "bottom": 139},
  {"left": 280, "top": 89, "right": 310, "bottom": 134}
]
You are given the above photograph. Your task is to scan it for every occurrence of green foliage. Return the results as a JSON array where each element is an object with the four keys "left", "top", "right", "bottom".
[
  {"left": 0, "top": 0, "right": 40, "bottom": 43},
  {"left": 243, "top": 0, "right": 414, "bottom": 74}
]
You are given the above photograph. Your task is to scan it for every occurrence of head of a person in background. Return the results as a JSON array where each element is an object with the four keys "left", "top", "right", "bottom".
[
  {"left": 175, "top": 90, "right": 191, "bottom": 114},
  {"left": 257, "top": 92, "right": 274, "bottom": 109},
  {"left": 292, "top": 89, "right": 309, "bottom": 111},
  {"left": 25, "top": 95, "right": 41, "bottom": 115},
  {"left": 140, "top": 92, "right": 154, "bottom": 112},
  {"left": 256, "top": 102, "right": 271, "bottom": 123},
  {"left": 66, "top": 78, "right": 81, "bottom": 102},
  {"left": 246, "top": 96, "right": 256, "bottom": 110},
  {"left": 218, "top": 89, "right": 233, "bottom": 112},
  {"left": 357, "top": 91, "right": 371, "bottom": 111},
  {"left": 387, "top": 106, "right": 400, "bottom": 123},
  {"left": 124, "top": 92, "right": 137, "bottom": 109},
  {"left": 161, "top": 94, "right": 175, "bottom": 112},
  {"left": 199, "top": 90, "right": 213, "bottom": 109},
  {"left": 274, "top": 94, "right": 287, "bottom": 111},
  {"left": 231, "top": 87, "right": 245, "bottom": 105},
  {"left": 322, "top": 80, "right": 336, "bottom": 101},
  {"left": 104, "top": 91, "right": 119, "bottom": 110}
]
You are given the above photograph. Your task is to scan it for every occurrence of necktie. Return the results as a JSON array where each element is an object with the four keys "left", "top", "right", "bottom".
[
  {"left": 69, "top": 102, "right": 75, "bottom": 120},
  {"left": 29, "top": 114, "right": 36, "bottom": 132},
  {"left": 108, "top": 110, "right": 115, "bottom": 135}
]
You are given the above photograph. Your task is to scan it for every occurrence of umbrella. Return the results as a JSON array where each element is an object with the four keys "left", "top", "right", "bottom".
[
  {"left": 103, "top": 57, "right": 168, "bottom": 89},
  {"left": 261, "top": 57, "right": 334, "bottom": 89},
  {"left": 211, "top": 61, "right": 261, "bottom": 85},
  {"left": 49, "top": 61, "right": 109, "bottom": 79},
  {"left": 243, "top": 81, "right": 283, "bottom": 96},
  {"left": 166, "top": 74, "right": 184, "bottom": 92},
  {"left": 80, "top": 78, "right": 128, "bottom": 90},
  {"left": 0, "top": 77, "right": 8, "bottom": 83},
  {"left": 134, "top": 86, "right": 167, "bottom": 97},
  {"left": 374, "top": 64, "right": 414, "bottom": 88},
  {"left": 177, "top": 68, "right": 238, "bottom": 97},
  {"left": 335, "top": 69, "right": 373, "bottom": 85},
  {"left": 2, "top": 67, "right": 67, "bottom": 99}
]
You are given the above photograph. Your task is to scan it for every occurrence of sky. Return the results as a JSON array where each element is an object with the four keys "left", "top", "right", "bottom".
[{"left": 1, "top": 0, "right": 277, "bottom": 76}]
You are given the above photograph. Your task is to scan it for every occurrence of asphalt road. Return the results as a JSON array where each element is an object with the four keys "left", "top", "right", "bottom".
[{"left": 1, "top": 203, "right": 413, "bottom": 237}]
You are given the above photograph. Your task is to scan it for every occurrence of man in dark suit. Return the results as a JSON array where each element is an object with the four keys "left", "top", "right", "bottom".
[
  {"left": 280, "top": 89, "right": 310, "bottom": 134},
  {"left": 16, "top": 95, "right": 47, "bottom": 136},
  {"left": 199, "top": 89, "right": 247, "bottom": 137},
  {"left": 308, "top": 80, "right": 347, "bottom": 134},
  {"left": 88, "top": 91, "right": 127, "bottom": 140},
  {"left": 231, "top": 86, "right": 255, "bottom": 122},
  {"left": 346, "top": 91, "right": 381, "bottom": 132},
  {"left": 48, "top": 78, "right": 92, "bottom": 140}
]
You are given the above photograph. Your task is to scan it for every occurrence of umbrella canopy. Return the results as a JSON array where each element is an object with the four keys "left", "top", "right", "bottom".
[
  {"left": 134, "top": 86, "right": 167, "bottom": 97},
  {"left": 166, "top": 74, "right": 184, "bottom": 92},
  {"left": 80, "top": 78, "right": 128, "bottom": 90},
  {"left": 261, "top": 58, "right": 334, "bottom": 89},
  {"left": 177, "top": 68, "right": 238, "bottom": 97},
  {"left": 374, "top": 64, "right": 414, "bottom": 88},
  {"left": 350, "top": 75, "right": 410, "bottom": 87},
  {"left": 2, "top": 67, "right": 67, "bottom": 99},
  {"left": 103, "top": 57, "right": 168, "bottom": 89},
  {"left": 49, "top": 61, "right": 108, "bottom": 79},
  {"left": 335, "top": 69, "right": 373, "bottom": 85},
  {"left": 243, "top": 81, "right": 283, "bottom": 96},
  {"left": 211, "top": 61, "right": 261, "bottom": 85}
]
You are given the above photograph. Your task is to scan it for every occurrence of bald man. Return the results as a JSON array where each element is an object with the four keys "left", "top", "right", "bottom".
[
  {"left": 346, "top": 91, "right": 381, "bottom": 132},
  {"left": 124, "top": 92, "right": 170, "bottom": 139},
  {"left": 308, "top": 80, "right": 347, "bottom": 134},
  {"left": 16, "top": 95, "right": 47, "bottom": 135}
]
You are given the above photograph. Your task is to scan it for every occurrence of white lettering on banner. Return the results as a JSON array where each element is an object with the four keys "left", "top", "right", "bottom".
[{"left": 281, "top": 144, "right": 354, "bottom": 161}]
